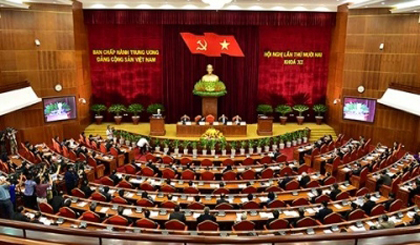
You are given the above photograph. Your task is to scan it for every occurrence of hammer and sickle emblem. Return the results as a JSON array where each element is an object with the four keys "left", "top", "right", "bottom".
[{"left": 196, "top": 39, "right": 208, "bottom": 51}]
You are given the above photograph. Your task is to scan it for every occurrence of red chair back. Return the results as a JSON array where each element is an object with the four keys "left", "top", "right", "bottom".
[
  {"left": 201, "top": 159, "right": 213, "bottom": 167},
  {"left": 323, "top": 212, "right": 343, "bottom": 224},
  {"left": 81, "top": 211, "right": 101, "bottom": 223},
  {"left": 222, "top": 159, "right": 234, "bottom": 166},
  {"left": 265, "top": 185, "right": 282, "bottom": 193},
  {"left": 101, "top": 176, "right": 114, "bottom": 186},
  {"left": 135, "top": 218, "right": 158, "bottom": 229},
  {"left": 88, "top": 157, "right": 98, "bottom": 168},
  {"left": 370, "top": 205, "right": 386, "bottom": 216},
  {"left": 233, "top": 220, "right": 255, "bottom": 231},
  {"left": 276, "top": 155, "right": 287, "bottom": 162},
  {"left": 111, "top": 196, "right": 128, "bottom": 204},
  {"left": 161, "top": 184, "right": 175, "bottom": 193},
  {"left": 215, "top": 203, "right": 233, "bottom": 210},
  {"left": 296, "top": 217, "right": 317, "bottom": 227},
  {"left": 356, "top": 187, "right": 369, "bottom": 197},
  {"left": 259, "top": 156, "right": 272, "bottom": 164},
  {"left": 280, "top": 167, "right": 293, "bottom": 176},
  {"left": 320, "top": 144, "right": 327, "bottom": 153},
  {"left": 389, "top": 199, "right": 403, "bottom": 212},
  {"left": 100, "top": 144, "right": 107, "bottom": 154},
  {"left": 314, "top": 194, "right": 330, "bottom": 203},
  {"left": 306, "top": 180, "right": 320, "bottom": 188},
  {"left": 145, "top": 153, "right": 156, "bottom": 162},
  {"left": 136, "top": 198, "right": 154, "bottom": 207},
  {"left": 162, "top": 156, "right": 173, "bottom": 164},
  {"left": 68, "top": 150, "right": 77, "bottom": 161},
  {"left": 242, "top": 186, "right": 257, "bottom": 194},
  {"left": 242, "top": 201, "right": 260, "bottom": 209},
  {"left": 342, "top": 153, "right": 351, "bottom": 164},
  {"left": 140, "top": 182, "right": 156, "bottom": 191},
  {"left": 187, "top": 202, "right": 205, "bottom": 210},
  {"left": 180, "top": 158, "right": 192, "bottom": 166},
  {"left": 213, "top": 187, "right": 229, "bottom": 195},
  {"left": 197, "top": 220, "right": 219, "bottom": 231},
  {"left": 39, "top": 203, "right": 54, "bottom": 214},
  {"left": 291, "top": 198, "right": 309, "bottom": 206},
  {"left": 162, "top": 168, "right": 176, "bottom": 179},
  {"left": 285, "top": 180, "right": 299, "bottom": 190},
  {"left": 165, "top": 220, "right": 187, "bottom": 230},
  {"left": 181, "top": 170, "right": 195, "bottom": 180},
  {"left": 201, "top": 171, "right": 215, "bottom": 180},
  {"left": 58, "top": 207, "right": 76, "bottom": 219},
  {"left": 106, "top": 215, "right": 128, "bottom": 226},
  {"left": 261, "top": 168, "right": 274, "bottom": 179},
  {"left": 223, "top": 171, "right": 236, "bottom": 180},
  {"left": 71, "top": 188, "right": 86, "bottom": 198},
  {"left": 161, "top": 200, "right": 177, "bottom": 209},
  {"left": 142, "top": 167, "right": 155, "bottom": 176},
  {"left": 242, "top": 158, "right": 254, "bottom": 166},
  {"left": 183, "top": 186, "right": 199, "bottom": 194},
  {"left": 268, "top": 219, "right": 289, "bottom": 229},
  {"left": 91, "top": 192, "right": 107, "bottom": 202},
  {"left": 117, "top": 180, "right": 133, "bottom": 189},
  {"left": 267, "top": 200, "right": 285, "bottom": 208},
  {"left": 324, "top": 176, "right": 336, "bottom": 185},
  {"left": 242, "top": 169, "right": 256, "bottom": 180},
  {"left": 335, "top": 192, "right": 350, "bottom": 200},
  {"left": 348, "top": 209, "right": 365, "bottom": 221},
  {"left": 124, "top": 164, "right": 137, "bottom": 174},
  {"left": 297, "top": 164, "right": 309, "bottom": 174}
]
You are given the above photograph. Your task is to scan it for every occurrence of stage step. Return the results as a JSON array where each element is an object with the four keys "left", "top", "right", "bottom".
[{"left": 84, "top": 122, "right": 337, "bottom": 143}]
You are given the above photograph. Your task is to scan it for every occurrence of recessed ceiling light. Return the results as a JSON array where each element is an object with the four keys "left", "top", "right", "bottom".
[{"left": 381, "top": 2, "right": 385, "bottom": 5}]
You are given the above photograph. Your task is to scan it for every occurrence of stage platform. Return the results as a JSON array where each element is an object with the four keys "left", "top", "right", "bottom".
[{"left": 84, "top": 122, "right": 336, "bottom": 142}]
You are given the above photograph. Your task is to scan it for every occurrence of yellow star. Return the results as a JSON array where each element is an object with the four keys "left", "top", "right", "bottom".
[{"left": 220, "top": 39, "right": 230, "bottom": 50}]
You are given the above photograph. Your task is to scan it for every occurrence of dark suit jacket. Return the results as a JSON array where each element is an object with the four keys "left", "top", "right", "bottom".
[
  {"left": 361, "top": 200, "right": 376, "bottom": 215},
  {"left": 50, "top": 196, "right": 64, "bottom": 213},
  {"left": 12, "top": 213, "right": 29, "bottom": 222},
  {"left": 316, "top": 207, "right": 333, "bottom": 221},
  {"left": 169, "top": 211, "right": 186, "bottom": 223},
  {"left": 299, "top": 175, "right": 311, "bottom": 188},
  {"left": 80, "top": 185, "right": 93, "bottom": 198},
  {"left": 279, "top": 177, "right": 291, "bottom": 189},
  {"left": 330, "top": 188, "right": 342, "bottom": 201},
  {"left": 197, "top": 214, "right": 216, "bottom": 224},
  {"left": 380, "top": 175, "right": 392, "bottom": 186},
  {"left": 216, "top": 198, "right": 229, "bottom": 205}
]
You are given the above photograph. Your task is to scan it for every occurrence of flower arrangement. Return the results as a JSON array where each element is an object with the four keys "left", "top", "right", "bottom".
[
  {"left": 193, "top": 80, "right": 227, "bottom": 97},
  {"left": 200, "top": 128, "right": 225, "bottom": 141}
]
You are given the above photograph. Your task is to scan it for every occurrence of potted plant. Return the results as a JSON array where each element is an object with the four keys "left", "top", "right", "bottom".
[
  {"left": 200, "top": 138, "right": 208, "bottom": 156},
  {"left": 209, "top": 140, "right": 217, "bottom": 156},
  {"left": 256, "top": 139, "right": 263, "bottom": 154},
  {"left": 192, "top": 141, "right": 198, "bottom": 156},
  {"left": 220, "top": 138, "right": 227, "bottom": 156},
  {"left": 118, "top": 131, "right": 126, "bottom": 145},
  {"left": 272, "top": 136, "right": 279, "bottom": 151},
  {"left": 154, "top": 139, "right": 161, "bottom": 152},
  {"left": 91, "top": 104, "right": 107, "bottom": 125},
  {"left": 256, "top": 104, "right": 273, "bottom": 116},
  {"left": 263, "top": 137, "right": 270, "bottom": 152},
  {"left": 284, "top": 133, "right": 292, "bottom": 148},
  {"left": 240, "top": 141, "right": 247, "bottom": 155},
  {"left": 229, "top": 141, "right": 237, "bottom": 156},
  {"left": 296, "top": 131, "right": 303, "bottom": 145},
  {"left": 172, "top": 140, "right": 180, "bottom": 155},
  {"left": 279, "top": 135, "right": 285, "bottom": 149},
  {"left": 293, "top": 104, "right": 309, "bottom": 125},
  {"left": 248, "top": 140, "right": 255, "bottom": 155},
  {"left": 303, "top": 129, "right": 309, "bottom": 143},
  {"left": 313, "top": 104, "right": 328, "bottom": 125},
  {"left": 291, "top": 132, "right": 297, "bottom": 146},
  {"left": 182, "top": 141, "right": 190, "bottom": 155},
  {"left": 113, "top": 130, "right": 120, "bottom": 144},
  {"left": 147, "top": 104, "right": 165, "bottom": 115},
  {"left": 163, "top": 139, "right": 170, "bottom": 155},
  {"left": 125, "top": 134, "right": 133, "bottom": 146},
  {"left": 127, "top": 104, "right": 144, "bottom": 125},
  {"left": 275, "top": 105, "right": 292, "bottom": 125},
  {"left": 132, "top": 135, "right": 140, "bottom": 148},
  {"left": 108, "top": 104, "right": 127, "bottom": 125}
]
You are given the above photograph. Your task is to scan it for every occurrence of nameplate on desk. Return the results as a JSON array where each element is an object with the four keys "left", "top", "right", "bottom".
[
  {"left": 185, "top": 122, "right": 192, "bottom": 125},
  {"left": 198, "top": 122, "right": 205, "bottom": 125},
  {"left": 240, "top": 122, "right": 246, "bottom": 125},
  {"left": 227, "top": 122, "right": 233, "bottom": 126},
  {"left": 213, "top": 122, "right": 219, "bottom": 125}
]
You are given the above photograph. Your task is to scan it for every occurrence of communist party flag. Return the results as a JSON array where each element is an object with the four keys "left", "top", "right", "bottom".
[{"left": 180, "top": 32, "right": 245, "bottom": 57}]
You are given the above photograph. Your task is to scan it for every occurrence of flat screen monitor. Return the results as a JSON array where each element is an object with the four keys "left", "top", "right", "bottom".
[
  {"left": 43, "top": 96, "right": 77, "bottom": 122},
  {"left": 343, "top": 97, "right": 376, "bottom": 123}
]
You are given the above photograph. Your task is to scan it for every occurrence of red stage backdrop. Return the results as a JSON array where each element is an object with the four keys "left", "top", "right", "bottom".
[
  {"left": 85, "top": 11, "right": 334, "bottom": 123},
  {"left": 258, "top": 26, "right": 331, "bottom": 107},
  {"left": 87, "top": 24, "right": 163, "bottom": 121}
]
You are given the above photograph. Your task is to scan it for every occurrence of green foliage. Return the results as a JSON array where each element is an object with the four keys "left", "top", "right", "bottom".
[
  {"left": 147, "top": 104, "right": 165, "bottom": 114},
  {"left": 293, "top": 104, "right": 310, "bottom": 116},
  {"left": 313, "top": 104, "right": 328, "bottom": 116},
  {"left": 154, "top": 138, "right": 160, "bottom": 147},
  {"left": 248, "top": 140, "right": 255, "bottom": 148},
  {"left": 302, "top": 128, "right": 309, "bottom": 137},
  {"left": 91, "top": 104, "right": 107, "bottom": 115},
  {"left": 256, "top": 104, "right": 273, "bottom": 115},
  {"left": 191, "top": 141, "right": 198, "bottom": 149},
  {"left": 181, "top": 141, "right": 190, "bottom": 148},
  {"left": 163, "top": 139, "right": 171, "bottom": 148},
  {"left": 229, "top": 141, "right": 237, "bottom": 150},
  {"left": 208, "top": 139, "right": 217, "bottom": 150},
  {"left": 108, "top": 104, "right": 127, "bottom": 116},
  {"left": 219, "top": 138, "right": 227, "bottom": 150},
  {"left": 262, "top": 137, "right": 270, "bottom": 146},
  {"left": 193, "top": 80, "right": 227, "bottom": 97},
  {"left": 284, "top": 133, "right": 292, "bottom": 142},
  {"left": 275, "top": 104, "right": 292, "bottom": 116},
  {"left": 257, "top": 139, "right": 264, "bottom": 147},
  {"left": 127, "top": 104, "right": 144, "bottom": 116},
  {"left": 172, "top": 140, "right": 180, "bottom": 148},
  {"left": 240, "top": 141, "right": 247, "bottom": 149},
  {"left": 272, "top": 136, "right": 280, "bottom": 144},
  {"left": 200, "top": 138, "right": 209, "bottom": 149},
  {"left": 279, "top": 135, "right": 285, "bottom": 143}
]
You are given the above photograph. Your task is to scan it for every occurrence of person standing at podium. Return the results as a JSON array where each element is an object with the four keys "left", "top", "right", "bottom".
[{"left": 218, "top": 114, "right": 228, "bottom": 125}]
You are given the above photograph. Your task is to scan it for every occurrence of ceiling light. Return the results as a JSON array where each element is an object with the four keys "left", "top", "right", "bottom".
[{"left": 202, "top": 0, "right": 232, "bottom": 9}]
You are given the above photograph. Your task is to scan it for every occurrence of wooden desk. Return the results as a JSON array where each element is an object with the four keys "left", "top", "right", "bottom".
[
  {"left": 176, "top": 123, "right": 247, "bottom": 137},
  {"left": 293, "top": 145, "right": 314, "bottom": 162}
]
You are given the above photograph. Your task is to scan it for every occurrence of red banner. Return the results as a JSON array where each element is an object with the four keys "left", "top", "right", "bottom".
[{"left": 180, "top": 32, "right": 244, "bottom": 57}]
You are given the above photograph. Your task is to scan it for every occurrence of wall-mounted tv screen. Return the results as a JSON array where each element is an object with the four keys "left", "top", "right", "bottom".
[
  {"left": 43, "top": 96, "right": 77, "bottom": 123},
  {"left": 343, "top": 97, "right": 376, "bottom": 123}
]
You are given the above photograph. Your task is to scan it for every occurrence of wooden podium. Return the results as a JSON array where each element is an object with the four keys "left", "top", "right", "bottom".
[
  {"left": 149, "top": 116, "right": 165, "bottom": 136},
  {"left": 202, "top": 97, "right": 218, "bottom": 118},
  {"left": 257, "top": 116, "right": 273, "bottom": 136}
]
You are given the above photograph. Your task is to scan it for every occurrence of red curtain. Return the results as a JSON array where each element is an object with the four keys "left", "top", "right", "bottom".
[{"left": 258, "top": 26, "right": 332, "bottom": 107}]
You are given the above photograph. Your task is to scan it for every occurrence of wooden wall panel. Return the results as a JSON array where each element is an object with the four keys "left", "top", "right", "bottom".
[
  {"left": 0, "top": 1, "right": 92, "bottom": 148},
  {"left": 327, "top": 8, "right": 420, "bottom": 152}
]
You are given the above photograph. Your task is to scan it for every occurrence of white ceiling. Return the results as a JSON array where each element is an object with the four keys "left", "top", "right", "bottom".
[{"left": 0, "top": 0, "right": 419, "bottom": 13}]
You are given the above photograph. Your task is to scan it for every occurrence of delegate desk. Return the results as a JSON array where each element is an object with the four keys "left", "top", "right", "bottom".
[
  {"left": 293, "top": 144, "right": 314, "bottom": 162},
  {"left": 176, "top": 122, "right": 247, "bottom": 137},
  {"left": 66, "top": 194, "right": 386, "bottom": 224}
]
